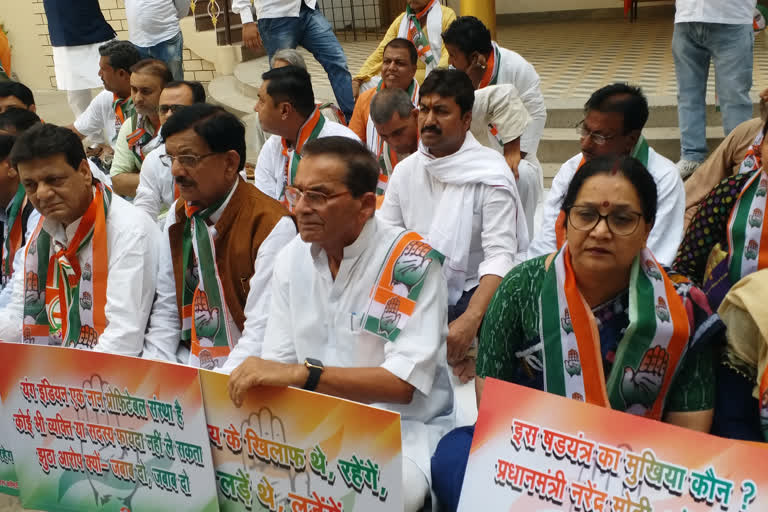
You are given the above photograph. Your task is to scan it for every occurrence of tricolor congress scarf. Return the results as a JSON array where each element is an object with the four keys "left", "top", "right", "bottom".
[
  {"left": 127, "top": 112, "right": 160, "bottom": 168},
  {"left": 477, "top": 42, "right": 502, "bottom": 89},
  {"left": 362, "top": 231, "right": 443, "bottom": 342},
  {"left": 398, "top": 0, "right": 442, "bottom": 73},
  {"left": 22, "top": 183, "right": 111, "bottom": 348},
  {"left": 112, "top": 94, "right": 135, "bottom": 146},
  {"left": 366, "top": 79, "right": 419, "bottom": 196},
  {"left": 280, "top": 108, "right": 326, "bottom": 209},
  {"left": 539, "top": 245, "right": 691, "bottom": 419},
  {"left": 555, "top": 136, "right": 650, "bottom": 248},
  {"left": 1, "top": 185, "right": 27, "bottom": 287},
  {"left": 181, "top": 196, "right": 234, "bottom": 370},
  {"left": 738, "top": 132, "right": 763, "bottom": 175},
  {"left": 726, "top": 169, "right": 768, "bottom": 283}
]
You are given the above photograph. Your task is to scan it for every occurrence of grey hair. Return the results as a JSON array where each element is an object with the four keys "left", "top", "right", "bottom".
[
  {"left": 370, "top": 88, "right": 415, "bottom": 125},
  {"left": 271, "top": 49, "right": 307, "bottom": 70}
]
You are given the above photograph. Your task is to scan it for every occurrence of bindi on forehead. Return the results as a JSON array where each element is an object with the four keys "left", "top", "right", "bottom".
[{"left": 602, "top": 201, "right": 610, "bottom": 207}]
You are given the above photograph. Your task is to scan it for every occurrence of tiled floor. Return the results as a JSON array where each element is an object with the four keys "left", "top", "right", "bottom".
[{"left": 294, "top": 13, "right": 768, "bottom": 100}]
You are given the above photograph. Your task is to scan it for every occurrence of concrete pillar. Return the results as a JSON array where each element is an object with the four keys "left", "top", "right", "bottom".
[{"left": 460, "top": 0, "right": 496, "bottom": 39}]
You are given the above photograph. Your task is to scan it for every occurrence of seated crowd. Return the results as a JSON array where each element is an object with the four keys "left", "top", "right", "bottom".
[{"left": 0, "top": 4, "right": 766, "bottom": 511}]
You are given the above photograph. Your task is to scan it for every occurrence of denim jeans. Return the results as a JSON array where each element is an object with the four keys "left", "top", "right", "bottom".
[
  {"left": 258, "top": 4, "right": 354, "bottom": 120},
  {"left": 135, "top": 31, "right": 184, "bottom": 82},
  {"left": 672, "top": 22, "right": 753, "bottom": 162}
]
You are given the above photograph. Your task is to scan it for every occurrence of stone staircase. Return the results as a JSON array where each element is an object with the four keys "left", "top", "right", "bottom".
[{"left": 209, "top": 56, "right": 761, "bottom": 175}]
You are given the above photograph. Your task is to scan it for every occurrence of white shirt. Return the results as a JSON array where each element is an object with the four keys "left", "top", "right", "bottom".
[
  {"left": 0, "top": 194, "right": 161, "bottom": 356},
  {"left": 125, "top": 0, "right": 191, "bottom": 47},
  {"left": 470, "top": 83, "right": 530, "bottom": 151},
  {"left": 253, "top": 121, "right": 360, "bottom": 200},
  {"left": 134, "top": 142, "right": 175, "bottom": 223},
  {"left": 73, "top": 90, "right": 121, "bottom": 148},
  {"left": 378, "top": 135, "right": 525, "bottom": 294},
  {"left": 493, "top": 44, "right": 547, "bottom": 156},
  {"left": 0, "top": 205, "right": 41, "bottom": 310},
  {"left": 142, "top": 181, "right": 297, "bottom": 373},
  {"left": 232, "top": 0, "right": 316, "bottom": 23},
  {"left": 262, "top": 217, "right": 455, "bottom": 482},
  {"left": 528, "top": 148, "right": 686, "bottom": 265},
  {"left": 674, "top": 0, "right": 755, "bottom": 24}
]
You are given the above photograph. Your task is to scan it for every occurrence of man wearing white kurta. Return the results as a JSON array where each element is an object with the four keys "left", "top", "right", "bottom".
[
  {"left": 378, "top": 69, "right": 528, "bottom": 383},
  {"left": 442, "top": 16, "right": 547, "bottom": 174},
  {"left": 42, "top": 0, "right": 117, "bottom": 117},
  {"left": 0, "top": 124, "right": 160, "bottom": 355},
  {"left": 228, "top": 136, "right": 454, "bottom": 512},
  {"left": 142, "top": 104, "right": 296, "bottom": 372},
  {"left": 528, "top": 83, "right": 685, "bottom": 265},
  {"left": 253, "top": 66, "right": 360, "bottom": 203}
]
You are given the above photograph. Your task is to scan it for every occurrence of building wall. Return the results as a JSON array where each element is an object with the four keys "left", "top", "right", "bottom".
[{"left": 0, "top": 0, "right": 216, "bottom": 91}]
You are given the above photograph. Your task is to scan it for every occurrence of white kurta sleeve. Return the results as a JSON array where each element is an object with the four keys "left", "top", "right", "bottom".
[
  {"left": 380, "top": 259, "right": 448, "bottom": 396},
  {"left": 260, "top": 245, "right": 302, "bottom": 365},
  {"left": 376, "top": 162, "right": 406, "bottom": 228},
  {"left": 221, "top": 217, "right": 297, "bottom": 373},
  {"left": 134, "top": 149, "right": 167, "bottom": 222},
  {"left": 646, "top": 160, "right": 686, "bottom": 265},
  {"left": 95, "top": 215, "right": 161, "bottom": 356},
  {"left": 231, "top": 0, "right": 255, "bottom": 23},
  {"left": 0, "top": 261, "right": 24, "bottom": 343},
  {"left": 142, "top": 210, "right": 184, "bottom": 362},
  {"left": 528, "top": 158, "right": 575, "bottom": 259},
  {"left": 477, "top": 185, "right": 519, "bottom": 279},
  {"left": 473, "top": 84, "right": 530, "bottom": 144},
  {"left": 253, "top": 137, "right": 282, "bottom": 200},
  {"left": 73, "top": 91, "right": 109, "bottom": 141}
]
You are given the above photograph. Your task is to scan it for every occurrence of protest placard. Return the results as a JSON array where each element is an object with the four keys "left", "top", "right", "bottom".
[
  {"left": 199, "top": 370, "right": 402, "bottom": 512},
  {"left": 0, "top": 392, "right": 19, "bottom": 497},
  {"left": 459, "top": 378, "right": 768, "bottom": 511},
  {"left": 0, "top": 343, "right": 219, "bottom": 512}
]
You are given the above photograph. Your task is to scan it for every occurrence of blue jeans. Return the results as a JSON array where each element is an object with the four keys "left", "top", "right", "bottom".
[
  {"left": 672, "top": 22, "right": 753, "bottom": 162},
  {"left": 258, "top": 4, "right": 354, "bottom": 120},
  {"left": 135, "top": 31, "right": 184, "bottom": 82}
]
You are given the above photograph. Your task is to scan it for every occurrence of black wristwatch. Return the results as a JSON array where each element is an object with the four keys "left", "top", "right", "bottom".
[{"left": 303, "top": 358, "right": 324, "bottom": 391}]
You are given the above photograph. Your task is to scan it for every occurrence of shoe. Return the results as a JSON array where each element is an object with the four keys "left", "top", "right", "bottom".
[{"left": 677, "top": 159, "right": 701, "bottom": 180}]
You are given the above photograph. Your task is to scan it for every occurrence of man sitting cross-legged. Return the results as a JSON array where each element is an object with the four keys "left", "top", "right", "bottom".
[
  {"left": 228, "top": 136, "right": 454, "bottom": 512},
  {"left": 142, "top": 104, "right": 296, "bottom": 372},
  {"left": 0, "top": 124, "right": 160, "bottom": 353}
]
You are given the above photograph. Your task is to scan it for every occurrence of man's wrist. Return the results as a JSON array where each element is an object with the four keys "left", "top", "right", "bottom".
[
  {"left": 294, "top": 363, "right": 310, "bottom": 388},
  {"left": 458, "top": 308, "right": 484, "bottom": 330}
]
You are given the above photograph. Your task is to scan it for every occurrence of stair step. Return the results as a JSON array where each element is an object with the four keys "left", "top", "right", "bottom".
[
  {"left": 538, "top": 125, "right": 726, "bottom": 164},
  {"left": 233, "top": 58, "right": 337, "bottom": 104}
]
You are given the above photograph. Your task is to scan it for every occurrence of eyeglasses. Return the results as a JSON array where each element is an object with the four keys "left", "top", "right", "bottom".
[
  {"left": 285, "top": 186, "right": 351, "bottom": 209},
  {"left": 576, "top": 121, "right": 618, "bottom": 146},
  {"left": 160, "top": 152, "right": 217, "bottom": 168},
  {"left": 158, "top": 104, "right": 186, "bottom": 115},
  {"left": 567, "top": 205, "right": 644, "bottom": 236}
]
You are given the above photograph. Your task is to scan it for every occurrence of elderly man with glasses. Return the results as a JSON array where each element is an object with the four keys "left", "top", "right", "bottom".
[
  {"left": 142, "top": 103, "right": 296, "bottom": 372},
  {"left": 529, "top": 83, "right": 685, "bottom": 265},
  {"left": 228, "top": 136, "right": 454, "bottom": 512}
]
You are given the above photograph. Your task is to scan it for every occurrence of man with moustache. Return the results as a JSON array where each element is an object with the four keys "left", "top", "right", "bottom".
[
  {"left": 0, "top": 123, "right": 159, "bottom": 353},
  {"left": 110, "top": 58, "right": 173, "bottom": 198},
  {"left": 142, "top": 104, "right": 296, "bottom": 372},
  {"left": 378, "top": 68, "right": 528, "bottom": 383},
  {"left": 528, "top": 83, "right": 685, "bottom": 265},
  {"left": 69, "top": 40, "right": 142, "bottom": 151}
]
